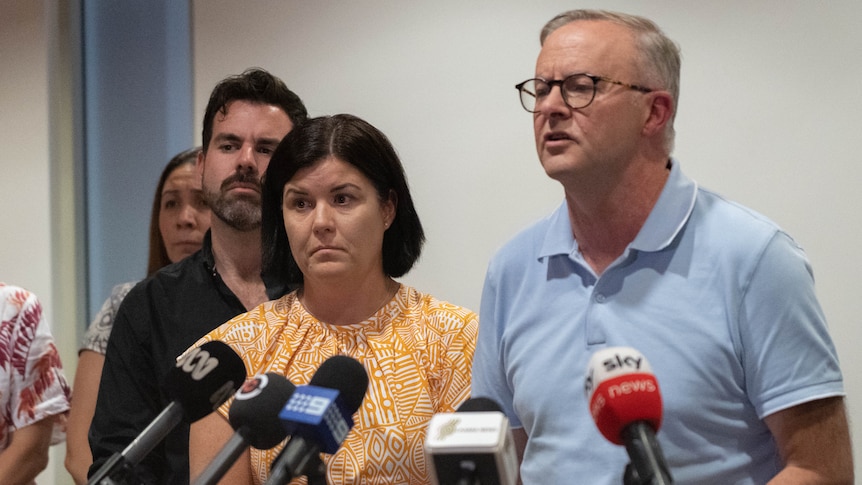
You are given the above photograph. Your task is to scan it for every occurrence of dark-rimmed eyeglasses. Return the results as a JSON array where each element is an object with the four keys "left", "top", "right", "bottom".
[{"left": 515, "top": 73, "right": 653, "bottom": 113}]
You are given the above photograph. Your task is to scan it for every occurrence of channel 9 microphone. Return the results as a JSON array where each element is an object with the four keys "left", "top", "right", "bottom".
[
  {"left": 192, "top": 373, "right": 297, "bottom": 485},
  {"left": 265, "top": 355, "right": 369, "bottom": 485},
  {"left": 584, "top": 346, "right": 672, "bottom": 485},
  {"left": 88, "top": 340, "right": 245, "bottom": 485},
  {"left": 425, "top": 397, "right": 518, "bottom": 485}
]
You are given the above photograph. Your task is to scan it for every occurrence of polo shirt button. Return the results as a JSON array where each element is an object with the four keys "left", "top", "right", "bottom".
[{"left": 595, "top": 293, "right": 606, "bottom": 303}]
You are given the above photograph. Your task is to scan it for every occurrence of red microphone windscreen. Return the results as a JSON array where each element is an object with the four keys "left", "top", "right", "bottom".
[{"left": 584, "top": 347, "right": 662, "bottom": 445}]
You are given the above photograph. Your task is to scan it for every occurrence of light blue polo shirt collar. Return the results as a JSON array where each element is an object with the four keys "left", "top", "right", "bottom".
[{"left": 538, "top": 158, "right": 698, "bottom": 260}]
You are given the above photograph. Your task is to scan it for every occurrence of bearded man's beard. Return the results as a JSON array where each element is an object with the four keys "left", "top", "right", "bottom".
[{"left": 204, "top": 170, "right": 263, "bottom": 231}]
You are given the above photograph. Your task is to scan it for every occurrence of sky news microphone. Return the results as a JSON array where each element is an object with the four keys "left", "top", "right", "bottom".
[
  {"left": 265, "top": 355, "right": 369, "bottom": 485},
  {"left": 425, "top": 397, "right": 519, "bottom": 485},
  {"left": 88, "top": 340, "right": 246, "bottom": 485},
  {"left": 192, "top": 372, "right": 297, "bottom": 485},
  {"left": 584, "top": 346, "right": 673, "bottom": 485}
]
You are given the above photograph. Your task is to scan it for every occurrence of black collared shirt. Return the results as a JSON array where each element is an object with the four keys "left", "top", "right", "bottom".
[{"left": 88, "top": 231, "right": 286, "bottom": 484}]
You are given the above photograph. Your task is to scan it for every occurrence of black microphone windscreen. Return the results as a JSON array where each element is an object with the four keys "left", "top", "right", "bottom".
[
  {"left": 165, "top": 340, "right": 246, "bottom": 422},
  {"left": 308, "top": 355, "right": 369, "bottom": 414},
  {"left": 229, "top": 373, "right": 297, "bottom": 449},
  {"left": 457, "top": 397, "right": 504, "bottom": 413}
]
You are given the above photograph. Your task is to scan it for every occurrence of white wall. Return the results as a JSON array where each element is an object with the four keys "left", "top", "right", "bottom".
[
  {"left": 1, "top": 0, "right": 52, "bottom": 305},
  {"left": 0, "top": 1, "right": 66, "bottom": 483},
  {"left": 193, "top": 0, "right": 862, "bottom": 472},
  {"left": 2, "top": 1, "right": 856, "bottom": 482}
]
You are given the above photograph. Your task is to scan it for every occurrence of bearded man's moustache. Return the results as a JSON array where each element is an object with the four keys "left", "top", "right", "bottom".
[{"left": 221, "top": 172, "right": 261, "bottom": 189}]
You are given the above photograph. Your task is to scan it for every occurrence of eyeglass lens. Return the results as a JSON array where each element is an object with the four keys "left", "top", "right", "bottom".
[{"left": 519, "top": 75, "right": 597, "bottom": 112}]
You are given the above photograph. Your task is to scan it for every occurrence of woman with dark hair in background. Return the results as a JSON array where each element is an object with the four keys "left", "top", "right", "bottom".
[
  {"left": 65, "top": 147, "right": 210, "bottom": 484},
  {"left": 189, "top": 114, "right": 477, "bottom": 484},
  {"left": 145, "top": 147, "right": 211, "bottom": 275}
]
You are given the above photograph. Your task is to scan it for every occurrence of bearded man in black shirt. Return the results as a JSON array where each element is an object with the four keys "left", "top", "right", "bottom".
[{"left": 88, "top": 68, "right": 307, "bottom": 484}]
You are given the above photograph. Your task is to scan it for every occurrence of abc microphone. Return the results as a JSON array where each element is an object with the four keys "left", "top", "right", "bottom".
[
  {"left": 88, "top": 340, "right": 246, "bottom": 485},
  {"left": 584, "top": 346, "right": 672, "bottom": 485},
  {"left": 265, "top": 355, "right": 369, "bottom": 485},
  {"left": 192, "top": 373, "right": 297, "bottom": 485},
  {"left": 425, "top": 397, "right": 519, "bottom": 485}
]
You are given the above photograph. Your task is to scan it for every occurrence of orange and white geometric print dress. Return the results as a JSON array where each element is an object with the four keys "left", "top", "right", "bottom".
[{"left": 201, "top": 284, "right": 478, "bottom": 485}]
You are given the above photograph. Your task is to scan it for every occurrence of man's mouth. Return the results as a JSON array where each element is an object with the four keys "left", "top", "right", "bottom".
[{"left": 545, "top": 132, "right": 573, "bottom": 141}]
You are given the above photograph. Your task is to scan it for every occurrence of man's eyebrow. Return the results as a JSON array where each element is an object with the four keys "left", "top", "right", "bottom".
[
  {"left": 256, "top": 137, "right": 282, "bottom": 146},
  {"left": 212, "top": 132, "right": 242, "bottom": 143}
]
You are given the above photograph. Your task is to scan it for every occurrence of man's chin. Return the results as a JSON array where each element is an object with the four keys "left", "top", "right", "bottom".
[
  {"left": 212, "top": 201, "right": 262, "bottom": 231},
  {"left": 220, "top": 217, "right": 262, "bottom": 232},
  {"left": 540, "top": 155, "right": 575, "bottom": 176}
]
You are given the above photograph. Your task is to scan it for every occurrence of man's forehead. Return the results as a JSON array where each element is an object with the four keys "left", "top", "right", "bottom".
[{"left": 537, "top": 20, "right": 637, "bottom": 73}]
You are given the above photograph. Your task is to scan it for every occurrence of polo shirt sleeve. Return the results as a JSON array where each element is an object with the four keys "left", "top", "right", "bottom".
[
  {"left": 472, "top": 259, "right": 521, "bottom": 428},
  {"left": 737, "top": 230, "right": 844, "bottom": 419}
]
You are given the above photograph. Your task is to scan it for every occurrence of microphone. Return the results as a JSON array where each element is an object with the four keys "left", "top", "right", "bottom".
[
  {"left": 192, "top": 373, "right": 297, "bottom": 485},
  {"left": 88, "top": 341, "right": 246, "bottom": 485},
  {"left": 265, "top": 355, "right": 369, "bottom": 485},
  {"left": 584, "top": 346, "right": 672, "bottom": 485},
  {"left": 424, "top": 397, "right": 519, "bottom": 485}
]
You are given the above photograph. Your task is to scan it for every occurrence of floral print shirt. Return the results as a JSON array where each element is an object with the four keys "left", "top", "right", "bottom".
[{"left": 0, "top": 283, "right": 72, "bottom": 451}]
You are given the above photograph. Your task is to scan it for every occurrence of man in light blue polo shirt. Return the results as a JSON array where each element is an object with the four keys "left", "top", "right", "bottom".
[{"left": 471, "top": 9, "right": 853, "bottom": 485}]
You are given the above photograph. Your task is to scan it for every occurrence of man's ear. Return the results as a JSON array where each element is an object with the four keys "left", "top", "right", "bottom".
[
  {"left": 196, "top": 150, "right": 206, "bottom": 178},
  {"left": 642, "top": 91, "right": 674, "bottom": 138}
]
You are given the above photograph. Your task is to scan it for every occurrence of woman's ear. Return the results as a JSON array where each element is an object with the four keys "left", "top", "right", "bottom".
[{"left": 383, "top": 189, "right": 398, "bottom": 228}]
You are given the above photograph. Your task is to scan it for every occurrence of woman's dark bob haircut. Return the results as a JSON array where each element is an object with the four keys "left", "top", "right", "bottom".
[{"left": 262, "top": 114, "right": 425, "bottom": 286}]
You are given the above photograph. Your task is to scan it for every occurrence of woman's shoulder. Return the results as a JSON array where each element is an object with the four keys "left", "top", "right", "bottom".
[
  {"left": 400, "top": 285, "right": 478, "bottom": 326},
  {"left": 210, "top": 292, "right": 298, "bottom": 339}
]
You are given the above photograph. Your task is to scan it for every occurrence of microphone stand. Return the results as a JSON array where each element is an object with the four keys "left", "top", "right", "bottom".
[
  {"left": 621, "top": 423, "right": 672, "bottom": 485},
  {"left": 88, "top": 452, "right": 146, "bottom": 485},
  {"left": 623, "top": 458, "right": 672, "bottom": 485},
  {"left": 623, "top": 462, "right": 640, "bottom": 485},
  {"left": 306, "top": 455, "right": 327, "bottom": 485}
]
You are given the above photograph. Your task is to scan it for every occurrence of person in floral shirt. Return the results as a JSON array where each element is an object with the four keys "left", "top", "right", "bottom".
[{"left": 0, "top": 282, "right": 71, "bottom": 484}]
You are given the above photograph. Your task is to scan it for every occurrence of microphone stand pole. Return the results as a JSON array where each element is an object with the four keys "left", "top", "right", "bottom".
[{"left": 306, "top": 455, "right": 326, "bottom": 485}]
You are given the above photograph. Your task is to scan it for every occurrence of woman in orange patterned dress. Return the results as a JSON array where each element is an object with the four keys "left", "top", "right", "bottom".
[{"left": 189, "top": 114, "right": 478, "bottom": 485}]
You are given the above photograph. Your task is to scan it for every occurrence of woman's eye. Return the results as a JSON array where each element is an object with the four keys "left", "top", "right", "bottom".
[{"left": 335, "top": 193, "right": 355, "bottom": 205}]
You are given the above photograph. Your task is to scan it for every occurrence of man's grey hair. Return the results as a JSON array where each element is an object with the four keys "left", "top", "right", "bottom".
[{"left": 541, "top": 10, "right": 681, "bottom": 151}]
